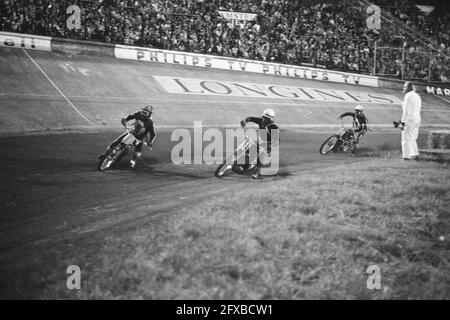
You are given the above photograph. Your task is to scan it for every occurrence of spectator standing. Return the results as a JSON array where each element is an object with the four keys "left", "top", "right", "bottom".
[{"left": 400, "top": 81, "right": 422, "bottom": 160}]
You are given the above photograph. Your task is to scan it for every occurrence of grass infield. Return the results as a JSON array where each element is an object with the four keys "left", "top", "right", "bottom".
[{"left": 36, "top": 156, "right": 450, "bottom": 299}]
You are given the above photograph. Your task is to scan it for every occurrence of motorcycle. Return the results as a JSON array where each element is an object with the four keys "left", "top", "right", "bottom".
[
  {"left": 215, "top": 124, "right": 260, "bottom": 178},
  {"left": 97, "top": 121, "right": 150, "bottom": 171},
  {"left": 319, "top": 119, "right": 370, "bottom": 155}
]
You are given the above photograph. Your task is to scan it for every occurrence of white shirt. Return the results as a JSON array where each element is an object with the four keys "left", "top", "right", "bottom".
[{"left": 401, "top": 90, "right": 422, "bottom": 124}]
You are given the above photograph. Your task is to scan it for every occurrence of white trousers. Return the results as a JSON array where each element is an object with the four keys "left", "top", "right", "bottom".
[{"left": 401, "top": 124, "right": 419, "bottom": 159}]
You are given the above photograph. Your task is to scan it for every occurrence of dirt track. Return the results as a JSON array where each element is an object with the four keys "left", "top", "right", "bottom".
[
  {"left": 0, "top": 128, "right": 428, "bottom": 297},
  {"left": 0, "top": 46, "right": 440, "bottom": 298}
]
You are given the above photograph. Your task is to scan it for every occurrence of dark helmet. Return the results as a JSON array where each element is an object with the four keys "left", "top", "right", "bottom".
[{"left": 141, "top": 105, "right": 153, "bottom": 118}]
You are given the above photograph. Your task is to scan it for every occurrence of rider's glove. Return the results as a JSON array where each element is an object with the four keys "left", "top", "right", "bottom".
[
  {"left": 240, "top": 120, "right": 246, "bottom": 127},
  {"left": 121, "top": 118, "right": 127, "bottom": 126}
]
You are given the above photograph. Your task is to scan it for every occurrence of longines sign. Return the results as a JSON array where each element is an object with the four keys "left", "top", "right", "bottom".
[
  {"left": 154, "top": 76, "right": 402, "bottom": 104},
  {"left": 115, "top": 45, "right": 379, "bottom": 87}
]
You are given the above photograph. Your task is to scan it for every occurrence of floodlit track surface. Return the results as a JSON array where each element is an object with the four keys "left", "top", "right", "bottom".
[{"left": 0, "top": 46, "right": 444, "bottom": 297}]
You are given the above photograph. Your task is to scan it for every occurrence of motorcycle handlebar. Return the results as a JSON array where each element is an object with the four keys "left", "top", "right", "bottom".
[{"left": 338, "top": 119, "right": 370, "bottom": 133}]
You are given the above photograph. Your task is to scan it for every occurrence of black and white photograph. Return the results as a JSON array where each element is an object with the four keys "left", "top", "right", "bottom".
[{"left": 0, "top": 0, "right": 449, "bottom": 304}]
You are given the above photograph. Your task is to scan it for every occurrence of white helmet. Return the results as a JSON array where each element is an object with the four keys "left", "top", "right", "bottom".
[
  {"left": 355, "top": 105, "right": 364, "bottom": 112},
  {"left": 263, "top": 109, "right": 275, "bottom": 120}
]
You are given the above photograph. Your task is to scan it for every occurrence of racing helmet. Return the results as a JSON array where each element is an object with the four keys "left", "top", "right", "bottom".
[
  {"left": 262, "top": 109, "right": 275, "bottom": 120},
  {"left": 141, "top": 105, "right": 153, "bottom": 117},
  {"left": 355, "top": 105, "right": 364, "bottom": 113}
]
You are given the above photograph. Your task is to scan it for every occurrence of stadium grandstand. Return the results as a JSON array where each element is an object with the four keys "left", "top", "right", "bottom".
[{"left": 1, "top": 0, "right": 449, "bottom": 83}]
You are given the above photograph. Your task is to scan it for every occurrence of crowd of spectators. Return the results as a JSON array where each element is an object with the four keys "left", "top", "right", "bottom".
[
  {"left": 369, "top": 0, "right": 449, "bottom": 82},
  {"left": 1, "top": 0, "right": 448, "bottom": 83}
]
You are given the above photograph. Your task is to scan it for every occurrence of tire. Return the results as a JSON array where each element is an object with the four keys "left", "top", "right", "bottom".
[
  {"left": 319, "top": 135, "right": 339, "bottom": 154},
  {"left": 97, "top": 145, "right": 124, "bottom": 171},
  {"left": 214, "top": 162, "right": 234, "bottom": 178}
]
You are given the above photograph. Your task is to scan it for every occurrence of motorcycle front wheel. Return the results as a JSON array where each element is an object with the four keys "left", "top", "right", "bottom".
[
  {"left": 97, "top": 145, "right": 125, "bottom": 171},
  {"left": 319, "top": 135, "right": 339, "bottom": 154},
  {"left": 214, "top": 162, "right": 235, "bottom": 178}
]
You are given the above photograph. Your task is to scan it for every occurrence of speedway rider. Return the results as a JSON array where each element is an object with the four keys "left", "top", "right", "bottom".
[
  {"left": 240, "top": 109, "right": 279, "bottom": 179},
  {"left": 338, "top": 105, "right": 368, "bottom": 152},
  {"left": 98, "top": 105, "right": 157, "bottom": 168}
]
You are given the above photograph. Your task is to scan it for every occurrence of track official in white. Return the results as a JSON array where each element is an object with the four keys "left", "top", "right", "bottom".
[{"left": 400, "top": 82, "right": 422, "bottom": 160}]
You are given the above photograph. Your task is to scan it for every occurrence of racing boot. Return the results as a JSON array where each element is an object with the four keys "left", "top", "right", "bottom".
[
  {"left": 130, "top": 152, "right": 142, "bottom": 169},
  {"left": 351, "top": 143, "right": 358, "bottom": 156},
  {"left": 247, "top": 158, "right": 258, "bottom": 173},
  {"left": 251, "top": 166, "right": 261, "bottom": 179}
]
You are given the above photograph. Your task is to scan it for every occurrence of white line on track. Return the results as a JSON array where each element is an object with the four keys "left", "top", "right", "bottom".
[
  {"left": 433, "top": 94, "right": 450, "bottom": 105},
  {"left": 22, "top": 49, "right": 95, "bottom": 126}
]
